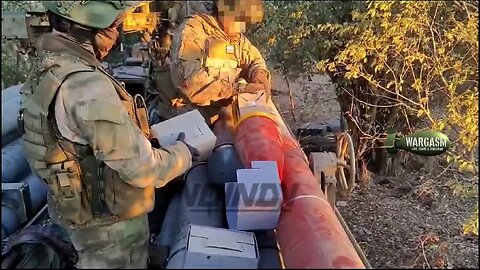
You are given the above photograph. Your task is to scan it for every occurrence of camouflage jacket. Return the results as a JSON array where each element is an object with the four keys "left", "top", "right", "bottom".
[
  {"left": 20, "top": 32, "right": 193, "bottom": 229},
  {"left": 169, "top": 14, "right": 271, "bottom": 106}
]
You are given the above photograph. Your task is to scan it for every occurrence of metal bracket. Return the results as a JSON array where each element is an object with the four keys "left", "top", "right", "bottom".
[
  {"left": 309, "top": 152, "right": 338, "bottom": 208},
  {"left": 1, "top": 11, "right": 50, "bottom": 42},
  {"left": 1, "top": 182, "right": 33, "bottom": 224}
]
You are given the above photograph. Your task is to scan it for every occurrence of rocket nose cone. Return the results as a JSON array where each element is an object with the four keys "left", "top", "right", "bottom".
[{"left": 207, "top": 144, "right": 244, "bottom": 186}]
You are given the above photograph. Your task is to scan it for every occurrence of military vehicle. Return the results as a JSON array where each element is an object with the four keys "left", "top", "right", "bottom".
[{"left": 1, "top": 1, "right": 370, "bottom": 268}]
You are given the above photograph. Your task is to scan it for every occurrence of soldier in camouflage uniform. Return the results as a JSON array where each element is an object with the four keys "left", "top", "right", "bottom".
[
  {"left": 18, "top": 1, "right": 197, "bottom": 268},
  {"left": 154, "top": 0, "right": 271, "bottom": 125}
]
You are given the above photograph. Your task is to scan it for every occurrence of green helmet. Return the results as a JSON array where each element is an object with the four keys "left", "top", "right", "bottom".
[{"left": 43, "top": 1, "right": 141, "bottom": 29}]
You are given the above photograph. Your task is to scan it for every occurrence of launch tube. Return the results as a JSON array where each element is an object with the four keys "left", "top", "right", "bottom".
[
  {"left": 234, "top": 113, "right": 284, "bottom": 181},
  {"left": 276, "top": 136, "right": 364, "bottom": 268}
]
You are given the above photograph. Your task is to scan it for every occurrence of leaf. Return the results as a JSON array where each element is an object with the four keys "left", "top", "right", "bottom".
[
  {"left": 316, "top": 61, "right": 327, "bottom": 72},
  {"left": 459, "top": 162, "right": 475, "bottom": 173},
  {"left": 268, "top": 37, "right": 276, "bottom": 45},
  {"left": 435, "top": 121, "right": 445, "bottom": 131},
  {"left": 386, "top": 81, "right": 395, "bottom": 89},
  {"left": 417, "top": 109, "right": 424, "bottom": 117},
  {"left": 355, "top": 47, "right": 367, "bottom": 61},
  {"left": 412, "top": 79, "right": 422, "bottom": 91}
]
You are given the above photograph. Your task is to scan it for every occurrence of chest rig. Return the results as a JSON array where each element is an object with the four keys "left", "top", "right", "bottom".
[
  {"left": 19, "top": 36, "right": 154, "bottom": 230},
  {"left": 155, "top": 14, "right": 244, "bottom": 121},
  {"left": 201, "top": 14, "right": 243, "bottom": 73}
]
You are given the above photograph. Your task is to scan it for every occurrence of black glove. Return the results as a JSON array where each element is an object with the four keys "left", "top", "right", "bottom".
[
  {"left": 177, "top": 132, "right": 200, "bottom": 162},
  {"left": 149, "top": 138, "right": 161, "bottom": 149}
]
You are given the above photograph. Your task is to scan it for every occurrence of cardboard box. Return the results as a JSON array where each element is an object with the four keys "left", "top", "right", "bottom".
[
  {"left": 225, "top": 161, "right": 282, "bottom": 231},
  {"left": 236, "top": 92, "right": 270, "bottom": 117},
  {"left": 167, "top": 224, "right": 260, "bottom": 269},
  {"left": 150, "top": 110, "right": 217, "bottom": 161}
]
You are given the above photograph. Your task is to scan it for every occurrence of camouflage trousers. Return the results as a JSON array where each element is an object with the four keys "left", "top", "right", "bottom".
[{"left": 68, "top": 214, "right": 149, "bottom": 269}]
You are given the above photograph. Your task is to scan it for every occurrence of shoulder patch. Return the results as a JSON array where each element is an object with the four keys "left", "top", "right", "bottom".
[{"left": 74, "top": 100, "right": 128, "bottom": 125}]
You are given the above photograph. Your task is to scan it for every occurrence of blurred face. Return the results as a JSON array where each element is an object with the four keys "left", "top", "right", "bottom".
[
  {"left": 218, "top": 15, "right": 246, "bottom": 35},
  {"left": 217, "top": 0, "right": 263, "bottom": 35}
]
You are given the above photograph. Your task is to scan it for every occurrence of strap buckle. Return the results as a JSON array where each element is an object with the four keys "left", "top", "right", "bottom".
[{"left": 17, "top": 109, "right": 25, "bottom": 134}]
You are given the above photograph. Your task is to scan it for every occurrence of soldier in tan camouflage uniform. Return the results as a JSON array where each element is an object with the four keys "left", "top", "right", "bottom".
[
  {"left": 155, "top": 0, "right": 271, "bottom": 126},
  {"left": 18, "top": 1, "right": 198, "bottom": 268}
]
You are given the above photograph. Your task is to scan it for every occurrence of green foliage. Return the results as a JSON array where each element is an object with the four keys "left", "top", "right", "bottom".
[
  {"left": 252, "top": 1, "right": 478, "bottom": 181},
  {"left": 250, "top": 1, "right": 364, "bottom": 78},
  {"left": 252, "top": 0, "right": 479, "bottom": 237},
  {"left": 1, "top": 41, "right": 30, "bottom": 89},
  {"left": 446, "top": 179, "right": 478, "bottom": 199},
  {"left": 463, "top": 205, "right": 478, "bottom": 236},
  {"left": 1, "top": 1, "right": 44, "bottom": 12},
  {"left": 1, "top": 1, "right": 44, "bottom": 89},
  {"left": 326, "top": 1, "right": 478, "bottom": 176}
]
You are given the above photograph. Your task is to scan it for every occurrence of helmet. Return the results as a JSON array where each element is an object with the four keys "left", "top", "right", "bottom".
[
  {"left": 215, "top": 0, "right": 264, "bottom": 24},
  {"left": 43, "top": 1, "right": 141, "bottom": 29}
]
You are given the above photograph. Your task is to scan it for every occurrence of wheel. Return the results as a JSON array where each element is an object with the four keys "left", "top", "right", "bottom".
[{"left": 336, "top": 132, "right": 356, "bottom": 193}]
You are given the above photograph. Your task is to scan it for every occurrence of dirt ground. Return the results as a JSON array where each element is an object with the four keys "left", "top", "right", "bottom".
[
  {"left": 270, "top": 73, "right": 340, "bottom": 129},
  {"left": 270, "top": 72, "right": 479, "bottom": 269}
]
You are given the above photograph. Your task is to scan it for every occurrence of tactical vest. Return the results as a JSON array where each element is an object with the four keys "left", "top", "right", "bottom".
[
  {"left": 20, "top": 45, "right": 154, "bottom": 230},
  {"left": 155, "top": 14, "right": 242, "bottom": 123}
]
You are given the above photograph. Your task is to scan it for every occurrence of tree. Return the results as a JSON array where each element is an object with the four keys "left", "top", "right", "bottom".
[
  {"left": 249, "top": 1, "right": 364, "bottom": 79},
  {"left": 251, "top": 0, "right": 478, "bottom": 236},
  {"left": 252, "top": 0, "right": 478, "bottom": 182}
]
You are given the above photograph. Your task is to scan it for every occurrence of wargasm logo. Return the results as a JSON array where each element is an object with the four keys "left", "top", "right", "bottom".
[
  {"left": 405, "top": 136, "right": 448, "bottom": 150},
  {"left": 385, "top": 129, "right": 451, "bottom": 156}
]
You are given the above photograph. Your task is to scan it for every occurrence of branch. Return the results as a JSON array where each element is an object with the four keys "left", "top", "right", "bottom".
[
  {"left": 284, "top": 75, "right": 297, "bottom": 124},
  {"left": 419, "top": 235, "right": 432, "bottom": 269},
  {"left": 359, "top": 73, "right": 423, "bottom": 107},
  {"left": 401, "top": 107, "right": 414, "bottom": 133},
  {"left": 433, "top": 163, "right": 453, "bottom": 180},
  {"left": 344, "top": 111, "right": 386, "bottom": 141},
  {"left": 430, "top": 5, "right": 439, "bottom": 57},
  {"left": 341, "top": 87, "right": 402, "bottom": 108}
]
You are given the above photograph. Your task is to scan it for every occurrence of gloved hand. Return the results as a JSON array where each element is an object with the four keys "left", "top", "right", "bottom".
[
  {"left": 149, "top": 138, "right": 161, "bottom": 149},
  {"left": 250, "top": 69, "right": 271, "bottom": 100},
  {"left": 234, "top": 78, "right": 264, "bottom": 95},
  {"left": 238, "top": 83, "right": 265, "bottom": 94},
  {"left": 177, "top": 132, "right": 200, "bottom": 162}
]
